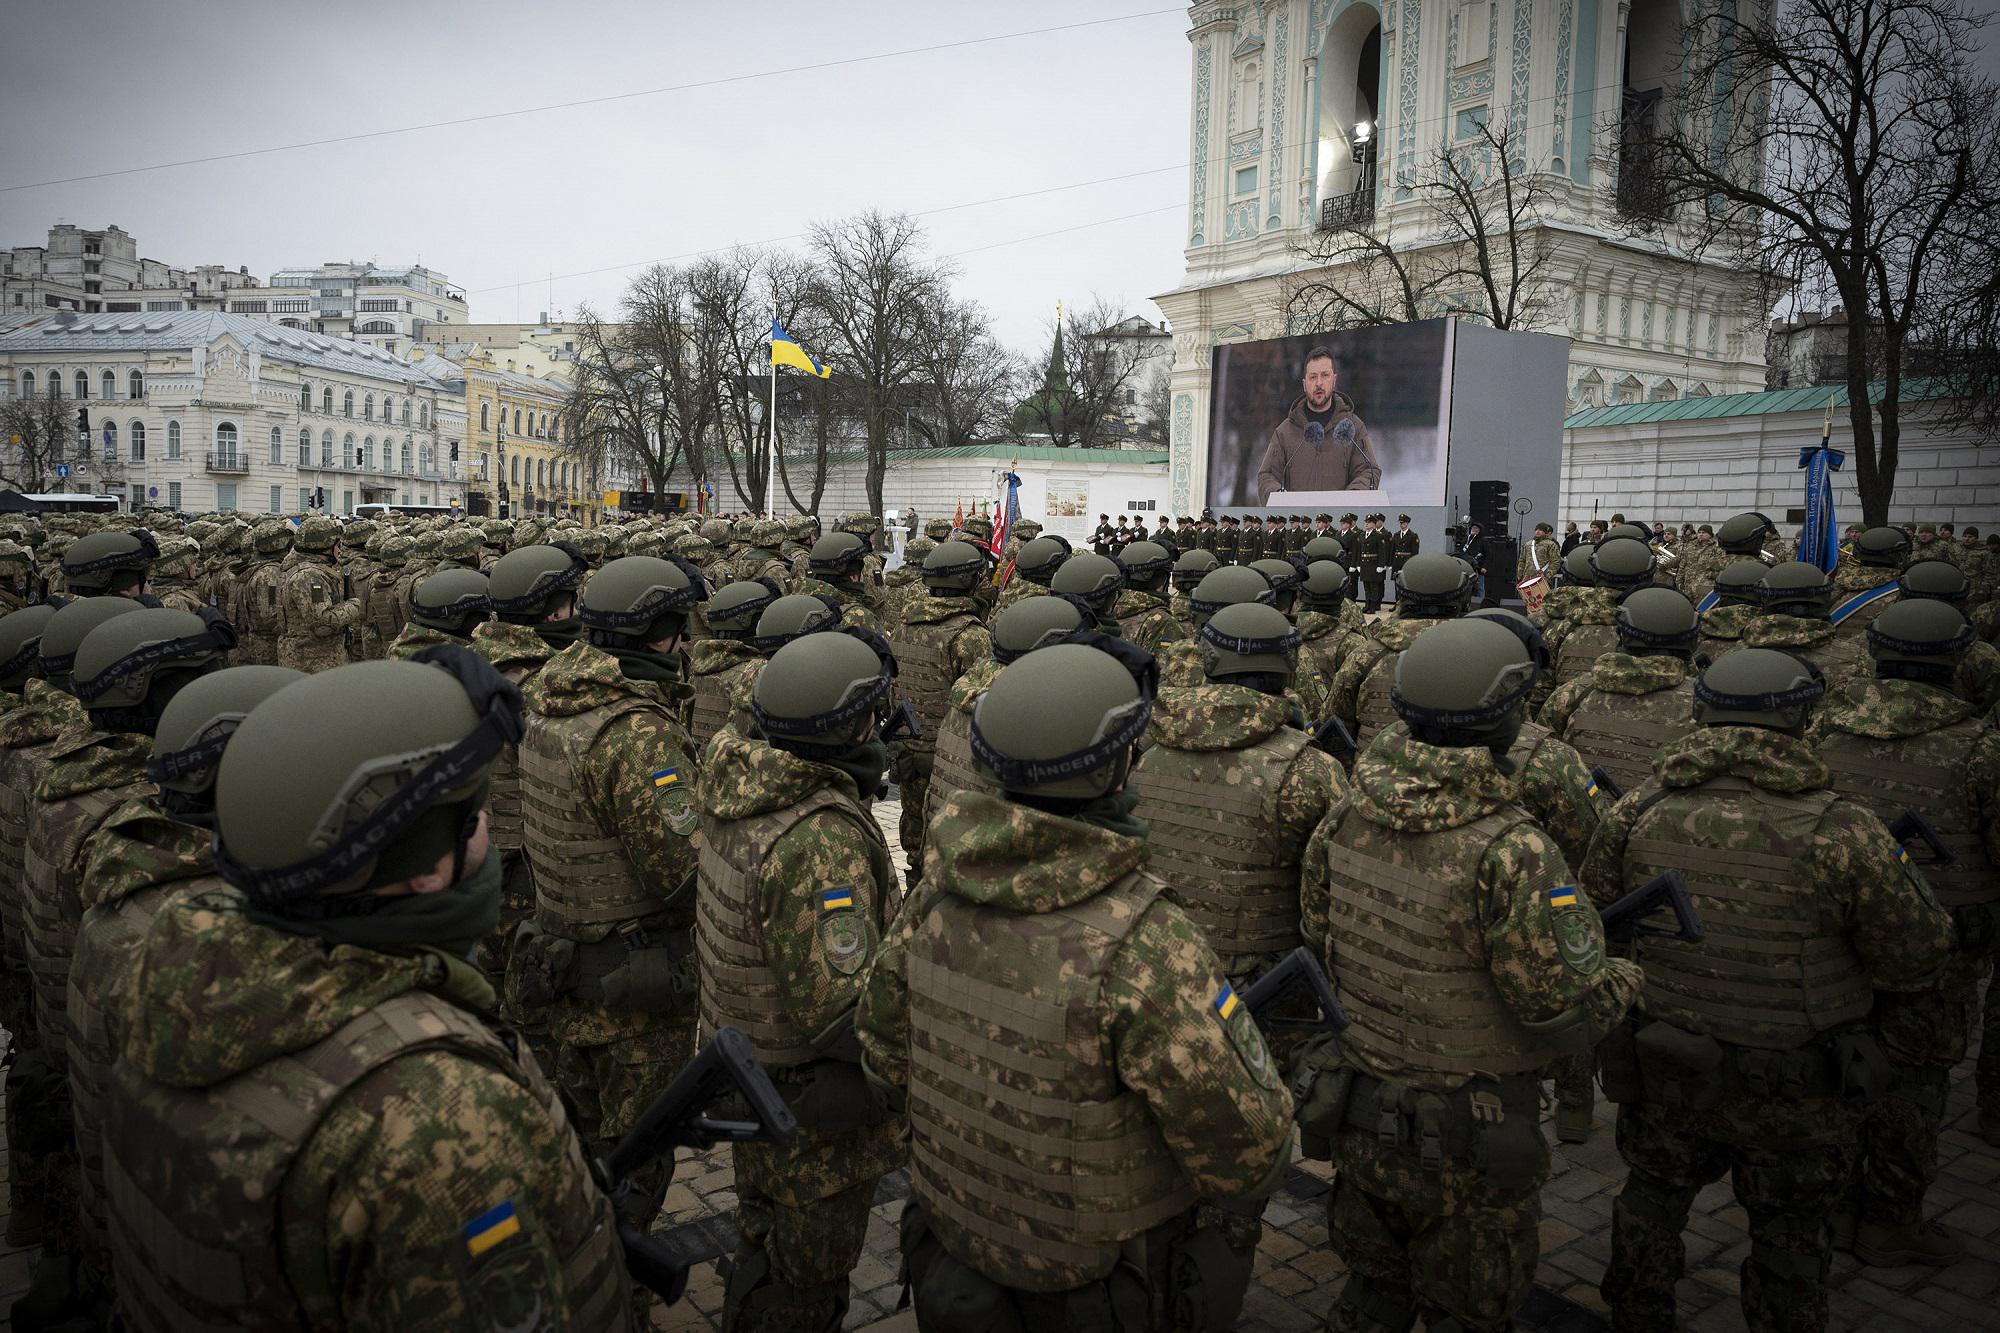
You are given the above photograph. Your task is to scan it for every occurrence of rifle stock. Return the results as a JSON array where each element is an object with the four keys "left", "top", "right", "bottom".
[
  {"left": 1589, "top": 765, "right": 1623, "bottom": 801},
  {"left": 1240, "top": 946, "right": 1351, "bottom": 1035},
  {"left": 1887, "top": 809, "right": 1956, "bottom": 868},
  {"left": 1600, "top": 869, "right": 1704, "bottom": 944}
]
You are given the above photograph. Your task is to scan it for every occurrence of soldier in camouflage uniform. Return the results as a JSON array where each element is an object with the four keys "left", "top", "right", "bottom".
[
  {"left": 1690, "top": 512, "right": 1782, "bottom": 609},
  {"left": 1581, "top": 648, "right": 1976, "bottom": 1332},
  {"left": 889, "top": 542, "right": 994, "bottom": 887},
  {"left": 0, "top": 540, "right": 34, "bottom": 612},
  {"left": 733, "top": 519, "right": 792, "bottom": 586},
  {"left": 1547, "top": 537, "right": 1657, "bottom": 689},
  {"left": 688, "top": 579, "right": 782, "bottom": 756},
  {"left": 355, "top": 531, "right": 409, "bottom": 659},
  {"left": 516, "top": 555, "right": 706, "bottom": 1267},
  {"left": 386, "top": 567, "right": 492, "bottom": 659},
  {"left": 1837, "top": 559, "right": 2000, "bottom": 713},
  {"left": 996, "top": 533, "right": 1070, "bottom": 612},
  {"left": 1808, "top": 601, "right": 2000, "bottom": 1262},
  {"left": 1542, "top": 587, "right": 1703, "bottom": 797},
  {"left": 276, "top": 515, "right": 362, "bottom": 672},
  {"left": 1295, "top": 558, "right": 1368, "bottom": 719},
  {"left": 1113, "top": 540, "right": 1188, "bottom": 653},
  {"left": 201, "top": 520, "right": 251, "bottom": 627},
  {"left": 144, "top": 536, "right": 206, "bottom": 614},
  {"left": 1300, "top": 618, "right": 1641, "bottom": 1332},
  {"left": 1051, "top": 550, "right": 1125, "bottom": 633},
  {"left": 1728, "top": 561, "right": 1866, "bottom": 693},
  {"left": 1827, "top": 526, "right": 1911, "bottom": 637},
  {"left": 838, "top": 512, "right": 887, "bottom": 590},
  {"left": 237, "top": 520, "right": 294, "bottom": 667},
  {"left": 858, "top": 640, "right": 1297, "bottom": 1331},
  {"left": 881, "top": 534, "right": 932, "bottom": 623},
  {"left": 797, "top": 531, "right": 888, "bottom": 633},
  {"left": 697, "top": 632, "right": 906, "bottom": 1332},
  {"left": 59, "top": 529, "right": 157, "bottom": 601},
  {"left": 106, "top": 652, "right": 635, "bottom": 1329},
  {"left": 1169, "top": 547, "right": 1220, "bottom": 632},
  {"left": 1697, "top": 559, "right": 1769, "bottom": 661},
  {"left": 1320, "top": 553, "right": 1474, "bottom": 751}
]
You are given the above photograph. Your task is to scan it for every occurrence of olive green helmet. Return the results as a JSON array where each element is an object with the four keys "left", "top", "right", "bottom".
[
  {"left": 487, "top": 542, "right": 588, "bottom": 622},
  {"left": 149, "top": 665, "right": 306, "bottom": 825},
  {"left": 1560, "top": 544, "right": 1598, "bottom": 587},
  {"left": 1867, "top": 600, "right": 1975, "bottom": 686},
  {"left": 923, "top": 541, "right": 989, "bottom": 595},
  {"left": 1853, "top": 526, "right": 1912, "bottom": 570},
  {"left": 753, "top": 593, "right": 846, "bottom": 653},
  {"left": 1248, "top": 558, "right": 1304, "bottom": 614},
  {"left": 971, "top": 640, "right": 1155, "bottom": 799},
  {"left": 1051, "top": 552, "right": 1125, "bottom": 612},
  {"left": 1712, "top": 559, "right": 1768, "bottom": 607},
  {"left": 1394, "top": 552, "right": 1475, "bottom": 617},
  {"left": 1464, "top": 606, "right": 1551, "bottom": 671},
  {"left": 1693, "top": 647, "right": 1824, "bottom": 730},
  {"left": 1603, "top": 522, "right": 1652, "bottom": 545},
  {"left": 1116, "top": 541, "right": 1174, "bottom": 588},
  {"left": 807, "top": 531, "right": 870, "bottom": 579},
  {"left": 61, "top": 529, "right": 158, "bottom": 594},
  {"left": 72, "top": 607, "right": 234, "bottom": 729},
  {"left": 1200, "top": 602, "right": 1301, "bottom": 686},
  {"left": 1717, "top": 512, "right": 1778, "bottom": 554},
  {"left": 1170, "top": 547, "right": 1220, "bottom": 593},
  {"left": 409, "top": 568, "right": 493, "bottom": 637},
  {"left": 0, "top": 604, "right": 60, "bottom": 691},
  {"left": 579, "top": 555, "right": 705, "bottom": 644},
  {"left": 706, "top": 578, "right": 784, "bottom": 639},
  {"left": 1756, "top": 561, "right": 1835, "bottom": 619},
  {"left": 1588, "top": 536, "right": 1657, "bottom": 591},
  {"left": 1189, "top": 565, "right": 1277, "bottom": 630},
  {"left": 294, "top": 515, "right": 342, "bottom": 553},
  {"left": 1298, "top": 559, "right": 1351, "bottom": 612},
  {"left": 1614, "top": 587, "right": 1700, "bottom": 658},
  {"left": 1391, "top": 618, "right": 1539, "bottom": 755},
  {"left": 40, "top": 596, "right": 145, "bottom": 690},
  {"left": 991, "top": 596, "right": 1090, "bottom": 664},
  {"left": 214, "top": 651, "right": 522, "bottom": 904},
  {"left": 752, "top": 630, "right": 896, "bottom": 748},
  {"left": 1016, "top": 536, "right": 1073, "bottom": 586},
  {"left": 1898, "top": 559, "right": 1969, "bottom": 605},
  {"left": 1301, "top": 535, "right": 1347, "bottom": 564}
]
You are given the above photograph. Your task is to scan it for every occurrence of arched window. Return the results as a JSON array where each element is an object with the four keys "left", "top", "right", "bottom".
[
  {"left": 214, "top": 421, "right": 238, "bottom": 461},
  {"left": 401, "top": 399, "right": 411, "bottom": 425},
  {"left": 166, "top": 421, "right": 182, "bottom": 458},
  {"left": 101, "top": 370, "right": 116, "bottom": 401},
  {"left": 510, "top": 455, "right": 520, "bottom": 487},
  {"left": 536, "top": 459, "right": 547, "bottom": 490},
  {"left": 19, "top": 371, "right": 32, "bottom": 397},
  {"left": 300, "top": 381, "right": 311, "bottom": 411},
  {"left": 551, "top": 418, "right": 560, "bottom": 444},
  {"left": 322, "top": 387, "right": 333, "bottom": 414},
  {"left": 343, "top": 433, "right": 355, "bottom": 468},
  {"left": 130, "top": 370, "right": 144, "bottom": 399},
  {"left": 321, "top": 430, "right": 333, "bottom": 466},
  {"left": 363, "top": 394, "right": 374, "bottom": 421},
  {"left": 75, "top": 370, "right": 90, "bottom": 399},
  {"left": 102, "top": 420, "right": 117, "bottom": 456},
  {"left": 129, "top": 420, "right": 145, "bottom": 460},
  {"left": 480, "top": 401, "right": 489, "bottom": 430},
  {"left": 514, "top": 409, "right": 522, "bottom": 435},
  {"left": 420, "top": 403, "right": 429, "bottom": 429},
  {"left": 299, "top": 428, "right": 312, "bottom": 466},
  {"left": 1314, "top": 5, "right": 1386, "bottom": 213},
  {"left": 401, "top": 440, "right": 412, "bottom": 473},
  {"left": 364, "top": 436, "right": 376, "bottom": 469},
  {"left": 270, "top": 426, "right": 284, "bottom": 464},
  {"left": 382, "top": 396, "right": 394, "bottom": 423},
  {"left": 343, "top": 390, "right": 354, "bottom": 417}
]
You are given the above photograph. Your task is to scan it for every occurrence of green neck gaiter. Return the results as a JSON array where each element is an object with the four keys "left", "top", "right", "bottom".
[
  {"left": 249, "top": 847, "right": 504, "bottom": 962},
  {"left": 611, "top": 645, "right": 683, "bottom": 684},
  {"left": 535, "top": 617, "right": 583, "bottom": 651},
  {"left": 827, "top": 738, "right": 891, "bottom": 803}
]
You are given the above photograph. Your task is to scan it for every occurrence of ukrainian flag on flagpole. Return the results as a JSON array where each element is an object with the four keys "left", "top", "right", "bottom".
[{"left": 771, "top": 320, "right": 831, "bottom": 378}]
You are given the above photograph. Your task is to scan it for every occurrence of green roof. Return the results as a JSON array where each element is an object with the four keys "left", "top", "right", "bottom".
[
  {"left": 836, "top": 445, "right": 1168, "bottom": 465},
  {"left": 1563, "top": 379, "right": 1945, "bottom": 429}
]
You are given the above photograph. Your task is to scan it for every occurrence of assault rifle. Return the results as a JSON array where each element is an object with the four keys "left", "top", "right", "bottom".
[
  {"left": 1589, "top": 765, "right": 1623, "bottom": 802},
  {"left": 1241, "top": 946, "right": 1351, "bottom": 1036},
  {"left": 1888, "top": 809, "right": 1956, "bottom": 868},
  {"left": 1599, "top": 869, "right": 1704, "bottom": 945},
  {"left": 1312, "top": 717, "right": 1359, "bottom": 764},
  {"left": 604, "top": 1027, "right": 796, "bottom": 1305}
]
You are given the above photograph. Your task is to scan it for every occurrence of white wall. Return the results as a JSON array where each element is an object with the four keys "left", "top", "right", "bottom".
[{"left": 738, "top": 451, "right": 1171, "bottom": 536}]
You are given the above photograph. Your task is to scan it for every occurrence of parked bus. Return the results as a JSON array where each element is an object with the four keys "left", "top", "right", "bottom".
[
  {"left": 352, "top": 502, "right": 462, "bottom": 521},
  {"left": 17, "top": 493, "right": 121, "bottom": 514}
]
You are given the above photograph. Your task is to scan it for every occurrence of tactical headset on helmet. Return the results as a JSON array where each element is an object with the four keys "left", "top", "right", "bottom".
[
  {"left": 1717, "top": 512, "right": 1779, "bottom": 553},
  {"left": 1171, "top": 547, "right": 1220, "bottom": 594},
  {"left": 1712, "top": 559, "right": 1767, "bottom": 607},
  {"left": 753, "top": 594, "right": 845, "bottom": 653},
  {"left": 1248, "top": 558, "right": 1304, "bottom": 615},
  {"left": 1560, "top": 545, "right": 1598, "bottom": 587},
  {"left": 970, "top": 639, "right": 1156, "bottom": 799},
  {"left": 1693, "top": 648, "right": 1824, "bottom": 731},
  {"left": 409, "top": 568, "right": 493, "bottom": 638},
  {"left": 807, "top": 531, "right": 870, "bottom": 579},
  {"left": 1015, "top": 535, "right": 1072, "bottom": 586},
  {"left": 214, "top": 649, "right": 521, "bottom": 906},
  {"left": 1200, "top": 602, "right": 1301, "bottom": 690},
  {"left": 40, "top": 597, "right": 144, "bottom": 691},
  {"left": 0, "top": 604, "right": 59, "bottom": 691},
  {"left": 1298, "top": 559, "right": 1350, "bottom": 612},
  {"left": 753, "top": 629, "right": 898, "bottom": 751},
  {"left": 487, "top": 542, "right": 588, "bottom": 622},
  {"left": 706, "top": 579, "right": 784, "bottom": 640},
  {"left": 923, "top": 541, "right": 989, "bottom": 595},
  {"left": 580, "top": 555, "right": 705, "bottom": 646},
  {"left": 1853, "top": 526, "right": 1912, "bottom": 570},
  {"left": 1051, "top": 552, "right": 1125, "bottom": 613},
  {"left": 72, "top": 608, "right": 235, "bottom": 731},
  {"left": 1188, "top": 566, "right": 1277, "bottom": 631},
  {"left": 1898, "top": 559, "right": 1969, "bottom": 605},
  {"left": 60, "top": 529, "right": 158, "bottom": 594},
  {"left": 1391, "top": 619, "right": 1540, "bottom": 764},
  {"left": 1301, "top": 536, "right": 1347, "bottom": 565},
  {"left": 1394, "top": 552, "right": 1476, "bottom": 617},
  {"left": 1867, "top": 600, "right": 1975, "bottom": 688},
  {"left": 1116, "top": 541, "right": 1174, "bottom": 590},
  {"left": 1587, "top": 537, "right": 1657, "bottom": 592},
  {"left": 990, "top": 596, "right": 1090, "bottom": 664},
  {"left": 1612, "top": 587, "right": 1700, "bottom": 659},
  {"left": 1465, "top": 607, "right": 1552, "bottom": 672},
  {"left": 1756, "top": 562, "right": 1835, "bottom": 619},
  {"left": 147, "top": 665, "right": 304, "bottom": 826}
]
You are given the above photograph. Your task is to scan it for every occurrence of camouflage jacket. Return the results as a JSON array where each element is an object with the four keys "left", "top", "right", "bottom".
[
  {"left": 386, "top": 622, "right": 467, "bottom": 661},
  {"left": 1534, "top": 582, "right": 1591, "bottom": 634},
  {"left": 994, "top": 575, "right": 1050, "bottom": 612},
  {"left": 1544, "top": 587, "right": 1621, "bottom": 666},
  {"left": 1363, "top": 718, "right": 1605, "bottom": 868},
  {"left": 1697, "top": 602, "right": 1762, "bottom": 655},
  {"left": 1738, "top": 613, "right": 1866, "bottom": 693},
  {"left": 1112, "top": 587, "right": 1186, "bottom": 654},
  {"left": 279, "top": 552, "right": 362, "bottom": 643},
  {"left": 793, "top": 576, "right": 887, "bottom": 635},
  {"left": 470, "top": 619, "right": 556, "bottom": 682},
  {"left": 1810, "top": 677, "right": 2000, "bottom": 871},
  {"left": 1541, "top": 652, "right": 1692, "bottom": 732},
  {"left": 1320, "top": 613, "right": 1440, "bottom": 734}
]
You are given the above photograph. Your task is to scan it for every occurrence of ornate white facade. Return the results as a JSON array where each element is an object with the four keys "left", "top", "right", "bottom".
[{"left": 1154, "top": 0, "right": 1773, "bottom": 517}]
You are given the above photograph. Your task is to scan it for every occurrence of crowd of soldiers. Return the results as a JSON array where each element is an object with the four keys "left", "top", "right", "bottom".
[{"left": 0, "top": 496, "right": 1995, "bottom": 1332}]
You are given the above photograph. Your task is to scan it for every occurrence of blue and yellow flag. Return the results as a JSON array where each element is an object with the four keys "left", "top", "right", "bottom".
[{"left": 771, "top": 320, "right": 831, "bottom": 379}]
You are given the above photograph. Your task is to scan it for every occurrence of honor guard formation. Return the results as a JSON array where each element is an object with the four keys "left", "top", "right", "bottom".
[{"left": 0, "top": 503, "right": 1996, "bottom": 1332}]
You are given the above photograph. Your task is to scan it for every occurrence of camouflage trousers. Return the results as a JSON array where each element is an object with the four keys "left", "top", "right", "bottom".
[
  {"left": 277, "top": 635, "right": 349, "bottom": 674},
  {"left": 1552, "top": 1052, "right": 1595, "bottom": 1111},
  {"left": 1856, "top": 971, "right": 1981, "bottom": 1226},
  {"left": 549, "top": 998, "right": 696, "bottom": 1226},
  {"left": 894, "top": 746, "right": 933, "bottom": 887},
  {"left": 491, "top": 852, "right": 555, "bottom": 1073},
  {"left": 1323, "top": 1123, "right": 1543, "bottom": 1332},
  {"left": 1978, "top": 973, "right": 2000, "bottom": 1122},
  {"left": 1604, "top": 1098, "right": 1856, "bottom": 1333}
]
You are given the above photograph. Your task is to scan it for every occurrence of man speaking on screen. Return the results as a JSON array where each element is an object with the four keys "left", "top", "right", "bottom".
[{"left": 1255, "top": 345, "right": 1381, "bottom": 502}]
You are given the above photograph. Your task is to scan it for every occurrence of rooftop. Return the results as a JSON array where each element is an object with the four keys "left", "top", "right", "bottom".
[
  {"left": 1562, "top": 380, "right": 1946, "bottom": 429},
  {"left": 0, "top": 309, "right": 443, "bottom": 387}
]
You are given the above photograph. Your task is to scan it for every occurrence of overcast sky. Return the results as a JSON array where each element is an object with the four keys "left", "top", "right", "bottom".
[{"left": 0, "top": 0, "right": 1190, "bottom": 351}]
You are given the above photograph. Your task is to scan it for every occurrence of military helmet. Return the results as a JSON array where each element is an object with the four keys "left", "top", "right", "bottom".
[
  {"left": 924, "top": 518, "right": 954, "bottom": 542},
  {"left": 1248, "top": 558, "right": 1304, "bottom": 612},
  {"left": 375, "top": 534, "right": 413, "bottom": 569},
  {"left": 923, "top": 540, "right": 989, "bottom": 594},
  {"left": 807, "top": 530, "right": 870, "bottom": 578},
  {"left": 677, "top": 535, "right": 716, "bottom": 565},
  {"left": 214, "top": 650, "right": 521, "bottom": 903},
  {"left": 1693, "top": 647, "right": 1824, "bottom": 730},
  {"left": 991, "top": 596, "right": 1090, "bottom": 664},
  {"left": 902, "top": 535, "right": 937, "bottom": 567},
  {"left": 753, "top": 630, "right": 896, "bottom": 748},
  {"left": 960, "top": 513, "right": 994, "bottom": 541},
  {"left": 1013, "top": 518, "right": 1043, "bottom": 540},
  {"left": 294, "top": 515, "right": 342, "bottom": 552},
  {"left": 342, "top": 518, "right": 378, "bottom": 547},
  {"left": 748, "top": 519, "right": 785, "bottom": 549},
  {"left": 1301, "top": 535, "right": 1347, "bottom": 565},
  {"left": 487, "top": 542, "right": 588, "bottom": 621},
  {"left": 1588, "top": 536, "right": 1657, "bottom": 590},
  {"left": 1394, "top": 552, "right": 1475, "bottom": 616},
  {"left": 1298, "top": 558, "right": 1350, "bottom": 612},
  {"left": 580, "top": 555, "right": 705, "bottom": 643},
  {"left": 1171, "top": 547, "right": 1220, "bottom": 593},
  {"left": 1116, "top": 540, "right": 1174, "bottom": 584},
  {"left": 1391, "top": 618, "right": 1539, "bottom": 744},
  {"left": 1189, "top": 565, "right": 1277, "bottom": 629},
  {"left": 0, "top": 539, "right": 33, "bottom": 573},
  {"left": 1016, "top": 535, "right": 1073, "bottom": 585},
  {"left": 841, "top": 511, "right": 884, "bottom": 538},
  {"left": 753, "top": 593, "right": 845, "bottom": 653},
  {"left": 971, "top": 640, "right": 1155, "bottom": 799},
  {"left": 1603, "top": 522, "right": 1653, "bottom": 545},
  {"left": 40, "top": 596, "right": 144, "bottom": 688},
  {"left": 1867, "top": 599, "right": 1975, "bottom": 688},
  {"left": 1898, "top": 559, "right": 1969, "bottom": 605},
  {"left": 409, "top": 568, "right": 493, "bottom": 636},
  {"left": 1717, "top": 511, "right": 1779, "bottom": 553},
  {"left": 1200, "top": 602, "right": 1301, "bottom": 685},
  {"left": 1560, "top": 544, "right": 1597, "bottom": 587},
  {"left": 1712, "top": 559, "right": 1767, "bottom": 607},
  {"left": 0, "top": 604, "right": 59, "bottom": 691},
  {"left": 73, "top": 608, "right": 234, "bottom": 726},
  {"left": 60, "top": 528, "right": 158, "bottom": 593},
  {"left": 149, "top": 665, "right": 305, "bottom": 824},
  {"left": 152, "top": 536, "right": 201, "bottom": 582},
  {"left": 1464, "top": 606, "right": 1551, "bottom": 671},
  {"left": 706, "top": 578, "right": 784, "bottom": 638},
  {"left": 699, "top": 518, "right": 732, "bottom": 544},
  {"left": 1756, "top": 561, "right": 1835, "bottom": 618},
  {"left": 1613, "top": 587, "right": 1700, "bottom": 658},
  {"left": 1853, "top": 526, "right": 1912, "bottom": 570},
  {"left": 1051, "top": 552, "right": 1124, "bottom": 610},
  {"left": 249, "top": 519, "right": 294, "bottom": 557}
]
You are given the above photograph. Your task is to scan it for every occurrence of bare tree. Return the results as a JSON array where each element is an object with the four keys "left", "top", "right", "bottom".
[
  {"left": 907, "top": 296, "right": 1020, "bottom": 450},
  {"left": 1015, "top": 296, "right": 1159, "bottom": 449},
  {"left": 1140, "top": 362, "right": 1172, "bottom": 444},
  {"left": 0, "top": 389, "right": 71, "bottom": 494},
  {"left": 1643, "top": 0, "right": 2000, "bottom": 522}
]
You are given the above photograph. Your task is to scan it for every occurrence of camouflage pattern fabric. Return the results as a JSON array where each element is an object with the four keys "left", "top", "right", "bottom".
[
  {"left": 1111, "top": 587, "right": 1186, "bottom": 654},
  {"left": 385, "top": 621, "right": 465, "bottom": 660},
  {"left": 924, "top": 659, "right": 1002, "bottom": 830},
  {"left": 236, "top": 556, "right": 288, "bottom": 666},
  {"left": 1676, "top": 539, "right": 1729, "bottom": 607},
  {"left": 792, "top": 576, "right": 887, "bottom": 635},
  {"left": 887, "top": 593, "right": 990, "bottom": 883},
  {"left": 993, "top": 573, "right": 1051, "bottom": 612},
  {"left": 276, "top": 552, "right": 362, "bottom": 671},
  {"left": 1540, "top": 651, "right": 1693, "bottom": 733},
  {"left": 1729, "top": 613, "right": 1868, "bottom": 695},
  {"left": 1318, "top": 614, "right": 1447, "bottom": 744}
]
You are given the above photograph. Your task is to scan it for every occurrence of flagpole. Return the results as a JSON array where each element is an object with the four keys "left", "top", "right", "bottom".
[{"left": 765, "top": 306, "right": 778, "bottom": 518}]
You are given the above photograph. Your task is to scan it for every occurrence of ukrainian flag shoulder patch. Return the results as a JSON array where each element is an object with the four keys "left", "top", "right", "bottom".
[
  {"left": 463, "top": 1200, "right": 521, "bottom": 1257},
  {"left": 1547, "top": 885, "right": 1579, "bottom": 909},
  {"left": 652, "top": 768, "right": 681, "bottom": 789},
  {"left": 1214, "top": 983, "right": 1240, "bottom": 1020},
  {"left": 1585, "top": 780, "right": 1600, "bottom": 799},
  {"left": 821, "top": 887, "right": 854, "bottom": 912}
]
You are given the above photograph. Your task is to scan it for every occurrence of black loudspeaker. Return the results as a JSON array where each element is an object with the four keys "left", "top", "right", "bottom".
[
  {"left": 1469, "top": 480, "right": 1511, "bottom": 535},
  {"left": 1480, "top": 538, "right": 1518, "bottom": 607}
]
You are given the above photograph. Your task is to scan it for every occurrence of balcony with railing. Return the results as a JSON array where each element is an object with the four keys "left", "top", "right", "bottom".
[
  {"left": 1616, "top": 88, "right": 1673, "bottom": 225},
  {"left": 205, "top": 451, "right": 249, "bottom": 474},
  {"left": 1318, "top": 191, "right": 1377, "bottom": 232}
]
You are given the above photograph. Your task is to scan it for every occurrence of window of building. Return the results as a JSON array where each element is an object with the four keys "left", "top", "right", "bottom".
[
  {"left": 301, "top": 487, "right": 314, "bottom": 511},
  {"left": 401, "top": 399, "right": 411, "bottom": 425},
  {"left": 322, "top": 387, "right": 333, "bottom": 414},
  {"left": 321, "top": 430, "right": 333, "bottom": 466},
  {"left": 130, "top": 420, "right": 145, "bottom": 460},
  {"left": 270, "top": 485, "right": 283, "bottom": 514},
  {"left": 300, "top": 382, "right": 311, "bottom": 411},
  {"left": 401, "top": 441, "right": 412, "bottom": 473},
  {"left": 214, "top": 421, "right": 239, "bottom": 462},
  {"left": 480, "top": 401, "right": 489, "bottom": 430},
  {"left": 537, "top": 459, "right": 546, "bottom": 490},
  {"left": 19, "top": 371, "right": 31, "bottom": 397},
  {"left": 269, "top": 426, "right": 283, "bottom": 465},
  {"left": 343, "top": 433, "right": 355, "bottom": 468},
  {"left": 1235, "top": 165, "right": 1258, "bottom": 195},
  {"left": 216, "top": 482, "right": 237, "bottom": 510},
  {"left": 363, "top": 394, "right": 374, "bottom": 421},
  {"left": 128, "top": 369, "right": 143, "bottom": 400},
  {"left": 343, "top": 489, "right": 354, "bottom": 512},
  {"left": 299, "top": 429, "right": 311, "bottom": 465},
  {"left": 514, "top": 409, "right": 522, "bottom": 434},
  {"left": 343, "top": 390, "right": 354, "bottom": 418},
  {"left": 101, "top": 370, "right": 116, "bottom": 400},
  {"left": 511, "top": 455, "right": 520, "bottom": 487},
  {"left": 166, "top": 420, "right": 182, "bottom": 459},
  {"left": 75, "top": 370, "right": 89, "bottom": 399},
  {"left": 420, "top": 403, "right": 429, "bottom": 429},
  {"left": 168, "top": 481, "right": 182, "bottom": 509},
  {"left": 102, "top": 420, "right": 117, "bottom": 457},
  {"left": 363, "top": 437, "right": 375, "bottom": 469}
]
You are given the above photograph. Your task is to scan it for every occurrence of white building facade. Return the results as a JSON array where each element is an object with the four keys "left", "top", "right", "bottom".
[
  {"left": 256, "top": 262, "right": 467, "bottom": 358},
  {"left": 1154, "top": 0, "right": 1773, "bottom": 519}
]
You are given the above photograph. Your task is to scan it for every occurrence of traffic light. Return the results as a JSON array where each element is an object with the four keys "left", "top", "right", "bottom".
[{"left": 76, "top": 407, "right": 90, "bottom": 432}]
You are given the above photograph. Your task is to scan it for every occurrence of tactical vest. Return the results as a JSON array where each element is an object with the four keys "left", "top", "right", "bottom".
[
  {"left": 22, "top": 781, "right": 146, "bottom": 1061},
  {"left": 0, "top": 734, "right": 69, "bottom": 975},
  {"left": 891, "top": 611, "right": 978, "bottom": 749},
  {"left": 1622, "top": 776, "right": 1871, "bottom": 1049},
  {"left": 365, "top": 573, "right": 405, "bottom": 653},
  {"left": 697, "top": 785, "right": 890, "bottom": 1066},
  {"left": 1818, "top": 716, "right": 1993, "bottom": 907},
  {"left": 105, "top": 987, "right": 628, "bottom": 1333},
  {"left": 1561, "top": 681, "right": 1698, "bottom": 798},
  {"left": 906, "top": 872, "right": 1199, "bottom": 1291},
  {"left": 1128, "top": 726, "right": 1315, "bottom": 965},
  {"left": 926, "top": 704, "right": 993, "bottom": 826},
  {"left": 689, "top": 652, "right": 758, "bottom": 758},
  {"left": 520, "top": 695, "right": 662, "bottom": 942},
  {"left": 240, "top": 563, "right": 288, "bottom": 645},
  {"left": 484, "top": 661, "right": 540, "bottom": 854},
  {"left": 1555, "top": 622, "right": 1618, "bottom": 687},
  {"left": 1353, "top": 638, "right": 1411, "bottom": 743},
  {"left": 1325, "top": 808, "right": 1556, "bottom": 1088}
]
